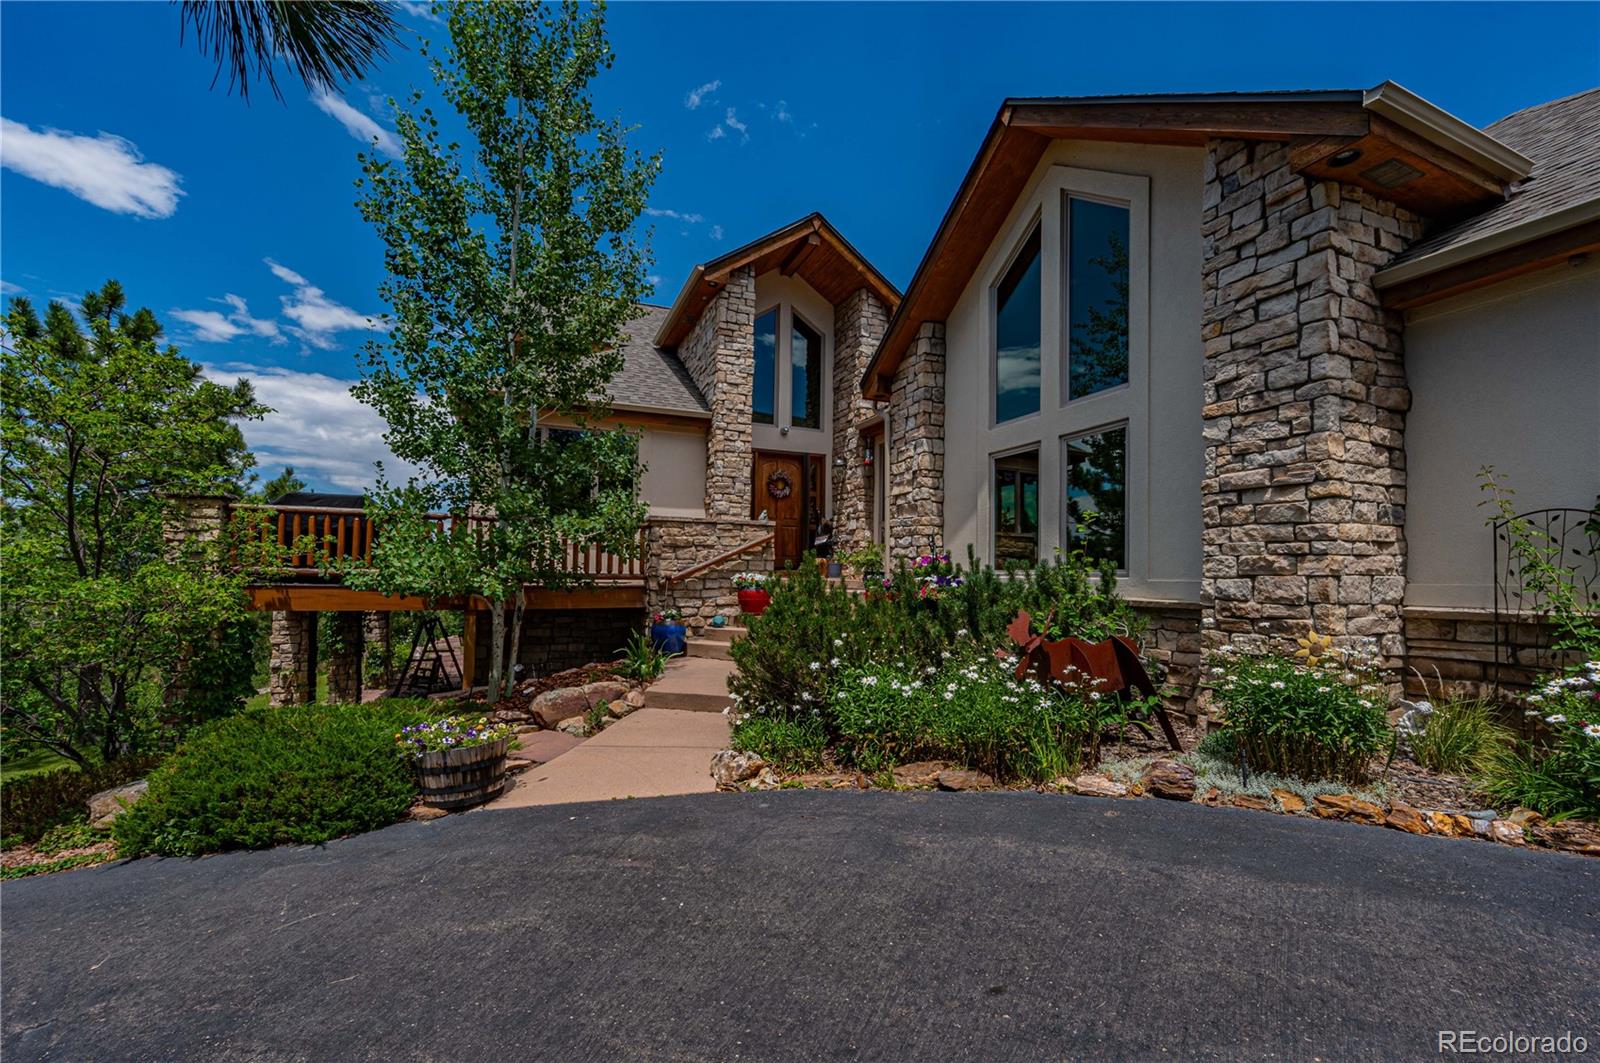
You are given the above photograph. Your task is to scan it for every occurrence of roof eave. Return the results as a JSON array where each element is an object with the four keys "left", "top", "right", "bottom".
[
  {"left": 653, "top": 264, "right": 707, "bottom": 347},
  {"left": 1373, "top": 197, "right": 1600, "bottom": 288},
  {"left": 1363, "top": 81, "right": 1534, "bottom": 182}
]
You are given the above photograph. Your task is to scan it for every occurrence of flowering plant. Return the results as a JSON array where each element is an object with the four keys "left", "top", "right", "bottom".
[
  {"left": 1205, "top": 639, "right": 1389, "bottom": 783},
  {"left": 1488, "top": 659, "right": 1600, "bottom": 820},
  {"left": 732, "top": 572, "right": 768, "bottom": 590},
  {"left": 395, "top": 715, "right": 515, "bottom": 758},
  {"left": 651, "top": 608, "right": 683, "bottom": 624}
]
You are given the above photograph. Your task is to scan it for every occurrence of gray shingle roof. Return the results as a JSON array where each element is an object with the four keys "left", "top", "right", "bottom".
[
  {"left": 605, "top": 304, "right": 709, "bottom": 416},
  {"left": 1389, "top": 88, "right": 1600, "bottom": 267}
]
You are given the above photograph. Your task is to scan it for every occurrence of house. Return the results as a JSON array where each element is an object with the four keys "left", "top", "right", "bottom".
[
  {"left": 237, "top": 82, "right": 1596, "bottom": 709},
  {"left": 859, "top": 82, "right": 1599, "bottom": 705}
]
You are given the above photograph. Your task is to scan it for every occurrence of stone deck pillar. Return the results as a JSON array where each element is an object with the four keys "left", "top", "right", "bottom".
[
  {"left": 363, "top": 611, "right": 393, "bottom": 695},
  {"left": 269, "top": 610, "right": 317, "bottom": 707},
  {"left": 325, "top": 612, "right": 365, "bottom": 704}
]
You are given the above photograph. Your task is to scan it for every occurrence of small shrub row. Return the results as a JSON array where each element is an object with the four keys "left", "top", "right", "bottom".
[
  {"left": 1, "top": 755, "right": 161, "bottom": 845},
  {"left": 114, "top": 700, "right": 435, "bottom": 858}
]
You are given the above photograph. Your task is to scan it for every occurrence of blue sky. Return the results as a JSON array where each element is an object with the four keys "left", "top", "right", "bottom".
[{"left": 4, "top": 1, "right": 1597, "bottom": 490}]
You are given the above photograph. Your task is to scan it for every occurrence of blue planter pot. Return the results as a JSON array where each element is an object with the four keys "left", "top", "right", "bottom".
[{"left": 650, "top": 622, "right": 687, "bottom": 655}]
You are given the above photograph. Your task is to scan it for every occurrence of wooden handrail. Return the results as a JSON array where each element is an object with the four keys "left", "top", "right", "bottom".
[{"left": 663, "top": 532, "right": 775, "bottom": 586}]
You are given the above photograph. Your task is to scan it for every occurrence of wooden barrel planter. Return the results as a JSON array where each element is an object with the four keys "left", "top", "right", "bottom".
[{"left": 415, "top": 738, "right": 510, "bottom": 810}]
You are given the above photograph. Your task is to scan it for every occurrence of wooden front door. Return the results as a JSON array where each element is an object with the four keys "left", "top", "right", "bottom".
[{"left": 753, "top": 452, "right": 806, "bottom": 567}]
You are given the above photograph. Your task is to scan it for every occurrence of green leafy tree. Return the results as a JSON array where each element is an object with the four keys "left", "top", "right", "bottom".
[
  {"left": 253, "top": 464, "right": 307, "bottom": 502},
  {"left": 345, "top": 1, "right": 658, "bottom": 702},
  {"left": 1, "top": 283, "right": 269, "bottom": 764}
]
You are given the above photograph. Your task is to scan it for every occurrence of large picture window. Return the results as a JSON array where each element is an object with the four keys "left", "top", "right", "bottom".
[
  {"left": 994, "top": 225, "right": 1042, "bottom": 424},
  {"left": 790, "top": 314, "right": 822, "bottom": 429},
  {"left": 753, "top": 308, "right": 777, "bottom": 426},
  {"left": 1066, "top": 197, "right": 1130, "bottom": 400},
  {"left": 994, "top": 449, "right": 1040, "bottom": 566},
  {"left": 1064, "top": 425, "right": 1126, "bottom": 570}
]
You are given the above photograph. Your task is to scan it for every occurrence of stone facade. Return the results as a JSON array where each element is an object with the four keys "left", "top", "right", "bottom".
[
  {"left": 887, "top": 322, "right": 946, "bottom": 561},
  {"left": 324, "top": 611, "right": 365, "bottom": 704},
  {"left": 161, "top": 494, "right": 229, "bottom": 561},
  {"left": 831, "top": 289, "right": 891, "bottom": 554},
  {"left": 644, "top": 515, "right": 775, "bottom": 628},
  {"left": 1199, "top": 138, "right": 1424, "bottom": 672},
  {"left": 1403, "top": 608, "right": 1575, "bottom": 700},
  {"left": 1130, "top": 600, "right": 1204, "bottom": 716},
  {"left": 679, "top": 265, "right": 757, "bottom": 518},
  {"left": 474, "top": 608, "right": 642, "bottom": 680},
  {"left": 268, "top": 610, "right": 317, "bottom": 707}
]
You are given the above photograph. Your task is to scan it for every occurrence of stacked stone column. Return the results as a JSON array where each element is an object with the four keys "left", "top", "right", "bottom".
[
  {"left": 268, "top": 611, "right": 317, "bottom": 707},
  {"left": 324, "top": 611, "right": 365, "bottom": 704},
  {"left": 679, "top": 265, "right": 757, "bottom": 518},
  {"left": 830, "top": 289, "right": 891, "bottom": 554},
  {"left": 1200, "top": 139, "right": 1423, "bottom": 670},
  {"left": 363, "top": 612, "right": 393, "bottom": 695},
  {"left": 887, "top": 322, "right": 946, "bottom": 562}
]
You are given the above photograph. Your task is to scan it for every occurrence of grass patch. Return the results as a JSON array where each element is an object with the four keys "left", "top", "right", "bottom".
[
  {"left": 731, "top": 715, "right": 828, "bottom": 772},
  {"left": 1410, "top": 700, "right": 1510, "bottom": 775}
]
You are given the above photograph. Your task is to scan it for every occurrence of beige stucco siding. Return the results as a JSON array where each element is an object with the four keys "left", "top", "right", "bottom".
[
  {"left": 1403, "top": 257, "right": 1600, "bottom": 609},
  {"left": 940, "top": 140, "right": 1205, "bottom": 601},
  {"left": 638, "top": 423, "right": 709, "bottom": 518}
]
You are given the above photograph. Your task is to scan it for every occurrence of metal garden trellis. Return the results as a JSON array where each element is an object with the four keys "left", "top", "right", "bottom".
[{"left": 1490, "top": 507, "right": 1600, "bottom": 695}]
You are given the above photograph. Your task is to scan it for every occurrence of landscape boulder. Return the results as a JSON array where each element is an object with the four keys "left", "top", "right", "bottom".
[
  {"left": 582, "top": 681, "right": 628, "bottom": 708},
  {"left": 1140, "top": 759, "right": 1196, "bottom": 801},
  {"left": 1384, "top": 804, "right": 1428, "bottom": 835},
  {"left": 87, "top": 779, "right": 148, "bottom": 830},
  {"left": 1068, "top": 774, "right": 1128, "bottom": 798},
  {"left": 710, "top": 749, "right": 765, "bottom": 789},
  {"left": 936, "top": 769, "right": 993, "bottom": 792},
  {"left": 1271, "top": 789, "right": 1307, "bottom": 814},
  {"left": 532, "top": 686, "right": 591, "bottom": 728}
]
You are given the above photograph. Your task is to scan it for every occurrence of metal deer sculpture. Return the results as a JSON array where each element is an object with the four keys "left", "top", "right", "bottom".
[{"left": 1005, "top": 610, "right": 1181, "bottom": 751}]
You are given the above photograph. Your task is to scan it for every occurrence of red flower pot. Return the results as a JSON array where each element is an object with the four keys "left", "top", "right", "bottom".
[{"left": 737, "top": 588, "right": 771, "bottom": 616}]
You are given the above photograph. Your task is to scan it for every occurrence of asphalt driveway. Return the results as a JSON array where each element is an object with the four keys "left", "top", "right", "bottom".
[{"left": 3, "top": 792, "right": 1596, "bottom": 1061}]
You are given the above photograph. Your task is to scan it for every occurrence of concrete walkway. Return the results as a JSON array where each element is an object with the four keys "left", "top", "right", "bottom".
[{"left": 487, "top": 708, "right": 729, "bottom": 808}]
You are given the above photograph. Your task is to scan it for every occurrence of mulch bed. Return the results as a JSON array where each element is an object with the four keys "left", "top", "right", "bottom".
[{"left": 455, "top": 662, "right": 624, "bottom": 720}]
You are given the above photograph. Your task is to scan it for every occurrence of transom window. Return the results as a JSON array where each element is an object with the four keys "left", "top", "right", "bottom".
[
  {"left": 790, "top": 314, "right": 822, "bottom": 429},
  {"left": 1066, "top": 197, "right": 1130, "bottom": 400},
  {"left": 753, "top": 308, "right": 778, "bottom": 426},
  {"left": 993, "top": 224, "right": 1042, "bottom": 424}
]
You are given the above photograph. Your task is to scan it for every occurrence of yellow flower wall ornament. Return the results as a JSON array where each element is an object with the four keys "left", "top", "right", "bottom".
[{"left": 1295, "top": 631, "right": 1334, "bottom": 666}]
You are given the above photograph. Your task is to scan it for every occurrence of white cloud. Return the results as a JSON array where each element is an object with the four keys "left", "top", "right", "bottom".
[
  {"left": 393, "top": 1, "right": 442, "bottom": 23},
  {"left": 705, "top": 125, "right": 726, "bottom": 142},
  {"left": 646, "top": 274, "right": 663, "bottom": 288},
  {"left": 0, "top": 116, "right": 183, "bottom": 218},
  {"left": 171, "top": 293, "right": 282, "bottom": 344},
  {"left": 204, "top": 363, "right": 421, "bottom": 492},
  {"left": 723, "top": 108, "right": 749, "bottom": 143},
  {"left": 264, "top": 258, "right": 386, "bottom": 350},
  {"left": 709, "top": 225, "right": 724, "bottom": 241},
  {"left": 644, "top": 207, "right": 704, "bottom": 224},
  {"left": 1, "top": 279, "right": 23, "bottom": 296},
  {"left": 310, "top": 90, "right": 401, "bottom": 158},
  {"left": 684, "top": 80, "right": 720, "bottom": 110}
]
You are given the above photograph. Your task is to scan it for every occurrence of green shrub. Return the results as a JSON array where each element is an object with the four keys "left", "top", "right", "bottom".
[
  {"left": 730, "top": 716, "right": 828, "bottom": 772},
  {"left": 1207, "top": 647, "right": 1390, "bottom": 784},
  {"left": 1409, "top": 699, "right": 1510, "bottom": 775},
  {"left": 36, "top": 816, "right": 104, "bottom": 854},
  {"left": 1, "top": 755, "right": 160, "bottom": 845},
  {"left": 113, "top": 700, "right": 435, "bottom": 857},
  {"left": 1480, "top": 663, "right": 1600, "bottom": 821}
]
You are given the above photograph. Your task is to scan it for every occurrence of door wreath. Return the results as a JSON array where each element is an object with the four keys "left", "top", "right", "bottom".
[{"left": 766, "top": 468, "right": 794, "bottom": 500}]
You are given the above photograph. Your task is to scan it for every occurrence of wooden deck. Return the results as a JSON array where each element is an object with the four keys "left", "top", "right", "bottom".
[{"left": 235, "top": 503, "right": 646, "bottom": 613}]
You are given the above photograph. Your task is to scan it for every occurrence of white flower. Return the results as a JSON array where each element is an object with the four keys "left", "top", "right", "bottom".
[
  {"left": 1546, "top": 714, "right": 1567, "bottom": 724},
  {"left": 944, "top": 691, "right": 954, "bottom": 701},
  {"left": 955, "top": 628, "right": 969, "bottom": 638},
  {"left": 1583, "top": 724, "right": 1600, "bottom": 739},
  {"left": 861, "top": 675, "right": 878, "bottom": 687},
  {"left": 830, "top": 657, "right": 841, "bottom": 667},
  {"left": 833, "top": 638, "right": 844, "bottom": 648},
  {"left": 1269, "top": 681, "right": 1286, "bottom": 690},
  {"left": 808, "top": 661, "right": 821, "bottom": 671}
]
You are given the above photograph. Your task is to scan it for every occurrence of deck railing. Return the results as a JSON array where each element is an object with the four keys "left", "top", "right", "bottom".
[{"left": 228, "top": 503, "right": 646, "bottom": 582}]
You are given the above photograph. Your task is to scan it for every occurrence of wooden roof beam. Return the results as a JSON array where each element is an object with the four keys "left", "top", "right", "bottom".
[{"left": 780, "top": 233, "right": 822, "bottom": 277}]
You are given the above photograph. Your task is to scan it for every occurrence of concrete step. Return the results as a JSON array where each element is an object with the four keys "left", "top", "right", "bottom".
[
  {"left": 696, "top": 625, "right": 748, "bottom": 644},
  {"left": 642, "top": 657, "right": 737, "bottom": 713},
  {"left": 685, "top": 638, "right": 732, "bottom": 661}
]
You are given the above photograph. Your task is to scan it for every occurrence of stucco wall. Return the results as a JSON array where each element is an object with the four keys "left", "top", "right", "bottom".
[
  {"left": 1403, "top": 257, "right": 1600, "bottom": 609},
  {"left": 638, "top": 423, "right": 709, "bottom": 518},
  {"left": 940, "top": 140, "right": 1205, "bottom": 602}
]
